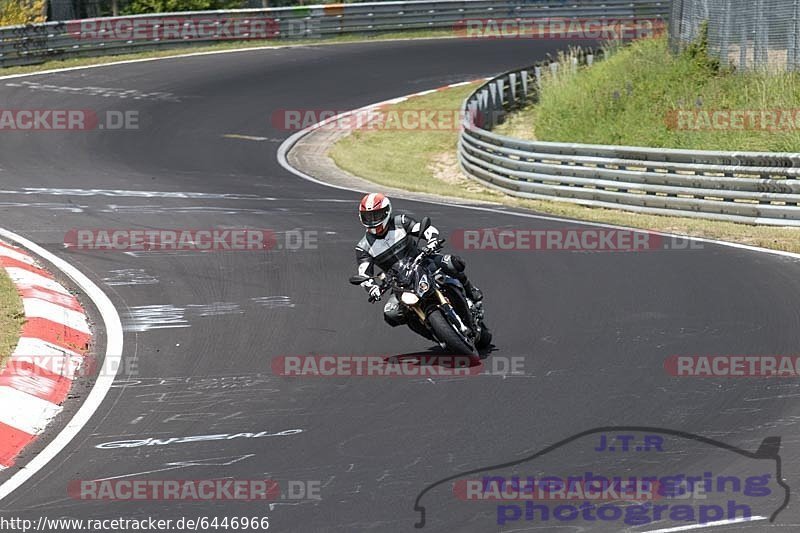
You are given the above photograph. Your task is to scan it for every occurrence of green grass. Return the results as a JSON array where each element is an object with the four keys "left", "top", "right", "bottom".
[
  {"left": 0, "top": 267, "right": 24, "bottom": 371},
  {"left": 495, "top": 36, "right": 800, "bottom": 152},
  {"left": 329, "top": 75, "right": 800, "bottom": 254},
  {"left": 0, "top": 29, "right": 457, "bottom": 77},
  {"left": 331, "top": 83, "right": 500, "bottom": 200}
]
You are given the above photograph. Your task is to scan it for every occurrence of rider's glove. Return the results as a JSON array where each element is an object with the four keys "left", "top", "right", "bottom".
[
  {"left": 425, "top": 238, "right": 441, "bottom": 252},
  {"left": 367, "top": 285, "right": 382, "bottom": 302},
  {"left": 361, "top": 280, "right": 382, "bottom": 302}
]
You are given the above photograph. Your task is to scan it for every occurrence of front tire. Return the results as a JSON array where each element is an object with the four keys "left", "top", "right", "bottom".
[{"left": 428, "top": 309, "right": 476, "bottom": 356}]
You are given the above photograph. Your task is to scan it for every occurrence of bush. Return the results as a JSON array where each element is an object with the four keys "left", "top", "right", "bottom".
[
  {"left": 0, "top": 0, "right": 45, "bottom": 25},
  {"left": 122, "top": 0, "right": 245, "bottom": 15},
  {"left": 683, "top": 20, "right": 721, "bottom": 73}
]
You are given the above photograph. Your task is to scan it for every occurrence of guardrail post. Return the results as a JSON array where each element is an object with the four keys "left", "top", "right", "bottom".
[
  {"left": 495, "top": 78, "right": 505, "bottom": 107},
  {"left": 466, "top": 101, "right": 478, "bottom": 128},
  {"left": 497, "top": 78, "right": 508, "bottom": 122},
  {"left": 534, "top": 66, "right": 542, "bottom": 87},
  {"left": 520, "top": 70, "right": 528, "bottom": 99},
  {"left": 487, "top": 84, "right": 498, "bottom": 129},
  {"left": 549, "top": 62, "right": 558, "bottom": 78},
  {"left": 479, "top": 88, "right": 489, "bottom": 114},
  {"left": 508, "top": 72, "right": 517, "bottom": 106}
]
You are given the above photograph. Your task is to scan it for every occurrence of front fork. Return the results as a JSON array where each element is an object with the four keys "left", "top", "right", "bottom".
[
  {"left": 404, "top": 289, "right": 472, "bottom": 339},
  {"left": 434, "top": 290, "right": 472, "bottom": 337}
]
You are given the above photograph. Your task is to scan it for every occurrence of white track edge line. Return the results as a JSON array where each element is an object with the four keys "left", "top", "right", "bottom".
[
  {"left": 276, "top": 95, "right": 800, "bottom": 262},
  {"left": 0, "top": 35, "right": 458, "bottom": 82},
  {"left": 0, "top": 228, "right": 123, "bottom": 504},
  {"left": 641, "top": 516, "right": 767, "bottom": 532}
]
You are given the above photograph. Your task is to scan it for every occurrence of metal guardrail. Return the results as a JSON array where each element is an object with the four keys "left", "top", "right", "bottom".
[
  {"left": 458, "top": 51, "right": 800, "bottom": 226},
  {"left": 0, "top": 0, "right": 669, "bottom": 68}
]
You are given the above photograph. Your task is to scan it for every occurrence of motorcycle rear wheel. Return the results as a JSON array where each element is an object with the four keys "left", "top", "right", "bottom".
[{"left": 476, "top": 324, "right": 492, "bottom": 350}]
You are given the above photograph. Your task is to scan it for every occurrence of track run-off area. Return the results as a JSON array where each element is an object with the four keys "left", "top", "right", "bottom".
[{"left": 0, "top": 38, "right": 799, "bottom": 532}]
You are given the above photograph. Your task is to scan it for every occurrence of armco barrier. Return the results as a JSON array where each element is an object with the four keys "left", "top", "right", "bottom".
[
  {"left": 458, "top": 50, "right": 800, "bottom": 226},
  {"left": 0, "top": 0, "right": 669, "bottom": 68}
]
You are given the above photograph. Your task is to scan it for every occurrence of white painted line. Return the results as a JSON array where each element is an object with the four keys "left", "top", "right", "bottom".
[
  {"left": 4, "top": 267, "right": 69, "bottom": 295},
  {"left": 0, "top": 387, "right": 63, "bottom": 435},
  {"left": 0, "top": 245, "right": 37, "bottom": 265},
  {"left": 642, "top": 516, "right": 767, "bottom": 532},
  {"left": 223, "top": 134, "right": 270, "bottom": 142},
  {"left": 277, "top": 97, "right": 800, "bottom": 262},
  {"left": 0, "top": 228, "right": 123, "bottom": 504},
  {"left": 380, "top": 96, "right": 409, "bottom": 105},
  {"left": 447, "top": 80, "right": 477, "bottom": 87},
  {"left": 22, "top": 298, "right": 91, "bottom": 334},
  {"left": 0, "top": 36, "right": 458, "bottom": 84}
]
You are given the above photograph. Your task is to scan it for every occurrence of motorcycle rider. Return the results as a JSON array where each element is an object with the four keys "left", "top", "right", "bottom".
[{"left": 354, "top": 192, "right": 483, "bottom": 329}]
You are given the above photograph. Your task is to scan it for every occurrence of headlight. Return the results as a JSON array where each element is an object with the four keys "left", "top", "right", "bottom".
[{"left": 401, "top": 292, "right": 420, "bottom": 305}]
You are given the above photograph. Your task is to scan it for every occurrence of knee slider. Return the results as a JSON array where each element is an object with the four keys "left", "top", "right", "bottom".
[{"left": 383, "top": 299, "right": 405, "bottom": 326}]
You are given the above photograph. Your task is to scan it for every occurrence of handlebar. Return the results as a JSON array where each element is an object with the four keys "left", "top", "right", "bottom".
[{"left": 357, "top": 237, "right": 448, "bottom": 302}]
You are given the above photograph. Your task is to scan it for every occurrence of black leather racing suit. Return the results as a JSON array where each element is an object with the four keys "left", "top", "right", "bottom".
[{"left": 355, "top": 213, "right": 479, "bottom": 327}]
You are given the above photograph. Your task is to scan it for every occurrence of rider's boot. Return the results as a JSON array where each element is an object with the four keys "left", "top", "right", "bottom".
[{"left": 462, "top": 279, "right": 483, "bottom": 302}]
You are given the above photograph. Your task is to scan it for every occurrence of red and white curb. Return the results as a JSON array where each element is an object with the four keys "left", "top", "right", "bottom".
[
  {"left": 0, "top": 239, "right": 92, "bottom": 472},
  {"left": 343, "top": 79, "right": 490, "bottom": 119},
  {"left": 365, "top": 79, "right": 488, "bottom": 110}
]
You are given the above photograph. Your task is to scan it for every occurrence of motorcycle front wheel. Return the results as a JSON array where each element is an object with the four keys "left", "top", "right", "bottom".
[{"left": 427, "top": 309, "right": 476, "bottom": 356}]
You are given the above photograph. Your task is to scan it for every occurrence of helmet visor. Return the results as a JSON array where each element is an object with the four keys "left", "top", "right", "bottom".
[{"left": 360, "top": 206, "right": 390, "bottom": 227}]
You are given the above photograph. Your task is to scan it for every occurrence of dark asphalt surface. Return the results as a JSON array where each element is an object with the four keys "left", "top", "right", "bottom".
[{"left": 0, "top": 37, "right": 799, "bottom": 532}]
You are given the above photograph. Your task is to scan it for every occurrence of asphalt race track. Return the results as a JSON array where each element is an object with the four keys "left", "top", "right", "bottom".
[{"left": 1, "top": 37, "right": 800, "bottom": 532}]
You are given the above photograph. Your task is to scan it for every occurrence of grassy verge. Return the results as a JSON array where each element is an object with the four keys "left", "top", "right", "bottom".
[
  {"left": 495, "top": 35, "right": 800, "bottom": 152},
  {"left": 0, "top": 267, "right": 24, "bottom": 371},
  {"left": 0, "top": 29, "right": 456, "bottom": 77},
  {"left": 329, "top": 80, "right": 800, "bottom": 254}
]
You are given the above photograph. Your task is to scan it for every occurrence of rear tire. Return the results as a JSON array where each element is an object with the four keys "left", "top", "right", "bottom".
[
  {"left": 476, "top": 324, "right": 492, "bottom": 350},
  {"left": 428, "top": 309, "right": 476, "bottom": 356}
]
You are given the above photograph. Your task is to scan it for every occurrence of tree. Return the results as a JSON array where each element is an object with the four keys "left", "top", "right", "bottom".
[{"left": 0, "top": 0, "right": 46, "bottom": 25}]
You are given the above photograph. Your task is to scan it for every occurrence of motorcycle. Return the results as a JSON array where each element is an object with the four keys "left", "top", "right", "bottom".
[{"left": 350, "top": 217, "right": 491, "bottom": 356}]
